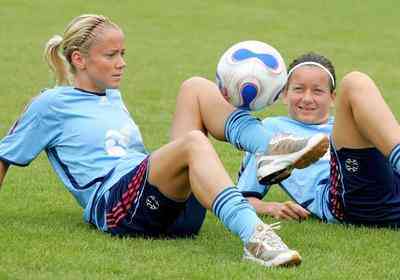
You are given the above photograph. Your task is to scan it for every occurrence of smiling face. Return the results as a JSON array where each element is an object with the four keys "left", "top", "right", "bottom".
[
  {"left": 282, "top": 65, "right": 335, "bottom": 124},
  {"left": 72, "top": 27, "right": 126, "bottom": 93}
]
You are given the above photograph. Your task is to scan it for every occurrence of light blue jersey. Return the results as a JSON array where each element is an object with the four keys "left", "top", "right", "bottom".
[
  {"left": 237, "top": 116, "right": 338, "bottom": 223},
  {"left": 0, "top": 87, "right": 148, "bottom": 229}
]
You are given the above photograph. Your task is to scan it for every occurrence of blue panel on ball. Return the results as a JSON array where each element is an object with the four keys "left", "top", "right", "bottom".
[
  {"left": 232, "top": 48, "right": 279, "bottom": 70},
  {"left": 240, "top": 83, "right": 258, "bottom": 110}
]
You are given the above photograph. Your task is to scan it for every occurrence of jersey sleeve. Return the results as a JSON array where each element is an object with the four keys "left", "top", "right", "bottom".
[{"left": 0, "top": 93, "right": 60, "bottom": 166}]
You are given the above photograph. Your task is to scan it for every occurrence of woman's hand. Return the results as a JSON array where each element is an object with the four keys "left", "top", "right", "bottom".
[
  {"left": 265, "top": 201, "right": 310, "bottom": 220},
  {"left": 247, "top": 197, "right": 310, "bottom": 221}
]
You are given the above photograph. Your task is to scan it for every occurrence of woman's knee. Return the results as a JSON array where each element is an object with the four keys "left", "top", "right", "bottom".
[
  {"left": 184, "top": 130, "right": 211, "bottom": 145},
  {"left": 179, "top": 76, "right": 209, "bottom": 95},
  {"left": 182, "top": 130, "right": 214, "bottom": 155},
  {"left": 340, "top": 71, "right": 376, "bottom": 100},
  {"left": 179, "top": 76, "right": 219, "bottom": 98}
]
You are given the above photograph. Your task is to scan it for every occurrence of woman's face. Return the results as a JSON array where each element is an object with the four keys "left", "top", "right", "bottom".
[
  {"left": 74, "top": 27, "right": 126, "bottom": 92},
  {"left": 282, "top": 65, "right": 335, "bottom": 124}
]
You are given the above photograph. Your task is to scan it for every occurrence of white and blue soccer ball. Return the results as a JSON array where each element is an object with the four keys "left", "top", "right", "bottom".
[{"left": 216, "top": 40, "right": 287, "bottom": 111}]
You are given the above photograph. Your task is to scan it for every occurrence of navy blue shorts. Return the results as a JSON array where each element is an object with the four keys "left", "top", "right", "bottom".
[
  {"left": 105, "top": 157, "right": 206, "bottom": 237},
  {"left": 329, "top": 140, "right": 400, "bottom": 228}
]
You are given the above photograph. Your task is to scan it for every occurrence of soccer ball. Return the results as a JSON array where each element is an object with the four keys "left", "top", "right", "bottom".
[{"left": 216, "top": 40, "right": 287, "bottom": 111}]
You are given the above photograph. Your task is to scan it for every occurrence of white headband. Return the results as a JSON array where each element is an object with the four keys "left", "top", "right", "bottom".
[{"left": 288, "top": 61, "right": 335, "bottom": 88}]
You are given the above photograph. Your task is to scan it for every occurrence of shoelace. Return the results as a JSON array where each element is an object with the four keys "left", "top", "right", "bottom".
[
  {"left": 255, "top": 134, "right": 296, "bottom": 157},
  {"left": 257, "top": 222, "right": 287, "bottom": 250},
  {"left": 269, "top": 137, "right": 308, "bottom": 155},
  {"left": 269, "top": 222, "right": 281, "bottom": 230},
  {"left": 269, "top": 133, "right": 296, "bottom": 145}
]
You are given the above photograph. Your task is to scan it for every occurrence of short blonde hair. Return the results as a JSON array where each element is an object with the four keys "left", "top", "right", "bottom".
[{"left": 44, "top": 14, "right": 120, "bottom": 85}]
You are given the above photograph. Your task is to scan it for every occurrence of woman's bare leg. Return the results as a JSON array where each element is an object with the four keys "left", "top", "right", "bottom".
[
  {"left": 170, "top": 76, "right": 236, "bottom": 141},
  {"left": 148, "top": 130, "right": 231, "bottom": 208},
  {"left": 333, "top": 71, "right": 400, "bottom": 155}
]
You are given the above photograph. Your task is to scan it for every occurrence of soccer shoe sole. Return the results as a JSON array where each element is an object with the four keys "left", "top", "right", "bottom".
[
  {"left": 243, "top": 248, "right": 302, "bottom": 267},
  {"left": 258, "top": 134, "right": 329, "bottom": 185}
]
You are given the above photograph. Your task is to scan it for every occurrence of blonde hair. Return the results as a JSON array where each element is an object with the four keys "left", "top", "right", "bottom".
[{"left": 44, "top": 14, "right": 120, "bottom": 86}]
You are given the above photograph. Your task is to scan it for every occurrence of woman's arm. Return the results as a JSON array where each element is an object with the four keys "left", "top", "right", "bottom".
[
  {"left": 0, "top": 160, "right": 9, "bottom": 189},
  {"left": 247, "top": 197, "right": 310, "bottom": 221}
]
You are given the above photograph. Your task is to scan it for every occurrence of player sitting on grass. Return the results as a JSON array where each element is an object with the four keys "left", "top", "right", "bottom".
[
  {"left": 238, "top": 52, "right": 400, "bottom": 228},
  {"left": 0, "top": 14, "right": 330, "bottom": 267}
]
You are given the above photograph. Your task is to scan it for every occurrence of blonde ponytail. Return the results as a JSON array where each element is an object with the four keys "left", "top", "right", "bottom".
[{"left": 43, "top": 35, "right": 71, "bottom": 86}]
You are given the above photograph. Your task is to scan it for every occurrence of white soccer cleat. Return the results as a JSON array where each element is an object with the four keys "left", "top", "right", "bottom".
[
  {"left": 256, "top": 133, "right": 329, "bottom": 185},
  {"left": 243, "top": 223, "right": 301, "bottom": 267}
]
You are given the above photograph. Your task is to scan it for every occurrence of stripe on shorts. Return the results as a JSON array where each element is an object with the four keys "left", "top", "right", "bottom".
[{"left": 106, "top": 159, "right": 148, "bottom": 228}]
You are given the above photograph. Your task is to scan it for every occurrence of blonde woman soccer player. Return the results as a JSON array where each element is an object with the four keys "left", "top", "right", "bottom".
[
  {"left": 0, "top": 15, "right": 329, "bottom": 267},
  {"left": 239, "top": 52, "right": 400, "bottom": 228}
]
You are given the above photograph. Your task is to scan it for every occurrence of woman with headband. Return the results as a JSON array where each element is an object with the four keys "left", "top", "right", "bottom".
[{"left": 238, "top": 52, "right": 400, "bottom": 228}]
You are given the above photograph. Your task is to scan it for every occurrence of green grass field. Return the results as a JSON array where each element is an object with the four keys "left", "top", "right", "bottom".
[{"left": 1, "top": 0, "right": 400, "bottom": 279}]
